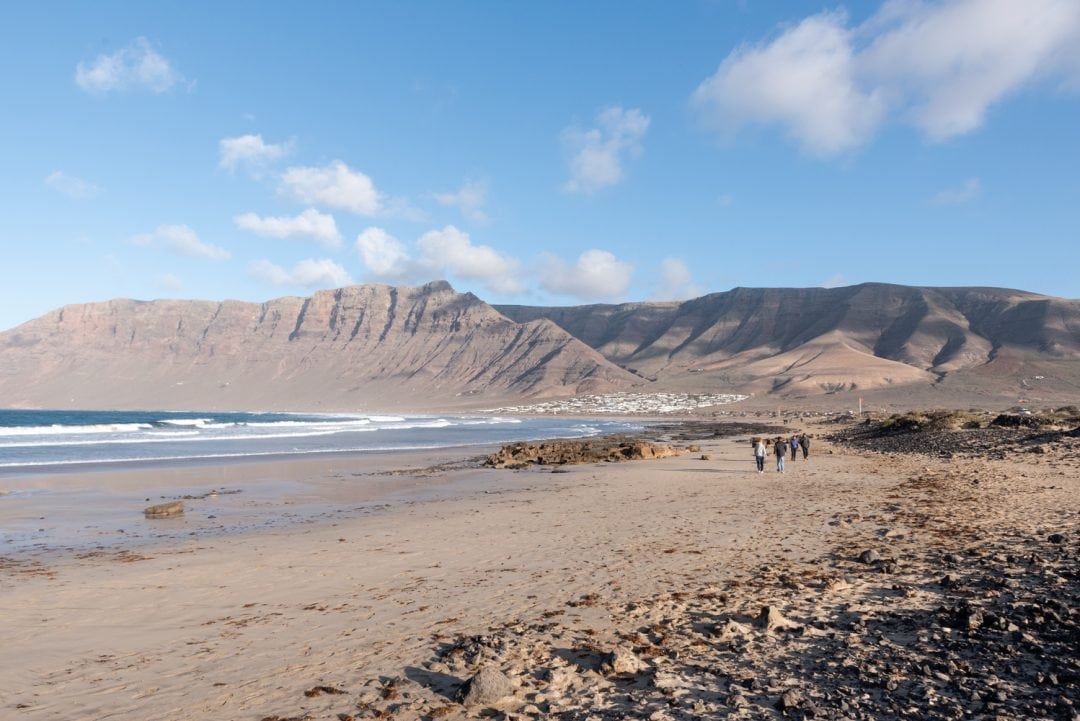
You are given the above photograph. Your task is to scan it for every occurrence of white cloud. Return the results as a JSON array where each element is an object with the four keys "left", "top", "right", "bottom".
[
  {"left": 280, "top": 160, "right": 383, "bottom": 215},
  {"left": 932, "top": 177, "right": 981, "bottom": 205},
  {"left": 131, "top": 224, "right": 230, "bottom": 260},
  {"left": 821, "top": 273, "right": 848, "bottom": 289},
  {"left": 434, "top": 180, "right": 489, "bottom": 223},
  {"left": 692, "top": 0, "right": 1080, "bottom": 154},
  {"left": 356, "top": 227, "right": 411, "bottom": 279},
  {"left": 44, "top": 170, "right": 100, "bottom": 199},
  {"left": 692, "top": 11, "right": 885, "bottom": 156},
  {"left": 75, "top": 37, "right": 183, "bottom": 94},
  {"left": 234, "top": 208, "right": 341, "bottom": 249},
  {"left": 219, "top": 134, "right": 291, "bottom": 173},
  {"left": 416, "top": 225, "right": 523, "bottom": 294},
  {"left": 652, "top": 258, "right": 703, "bottom": 301},
  {"left": 249, "top": 258, "right": 353, "bottom": 288},
  {"left": 539, "top": 249, "right": 633, "bottom": 301},
  {"left": 158, "top": 273, "right": 182, "bottom": 291},
  {"left": 861, "top": 0, "right": 1080, "bottom": 140},
  {"left": 563, "top": 106, "right": 650, "bottom": 193}
]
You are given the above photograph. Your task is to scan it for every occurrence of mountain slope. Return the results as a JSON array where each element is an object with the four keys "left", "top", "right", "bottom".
[
  {"left": 3, "top": 281, "right": 1077, "bottom": 410},
  {"left": 496, "top": 283, "right": 1080, "bottom": 398},
  {"left": 0, "top": 281, "right": 638, "bottom": 410}
]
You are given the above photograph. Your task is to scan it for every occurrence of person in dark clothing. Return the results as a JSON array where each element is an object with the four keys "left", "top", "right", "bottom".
[
  {"left": 800, "top": 433, "right": 810, "bottom": 459},
  {"left": 773, "top": 437, "right": 786, "bottom": 472},
  {"left": 789, "top": 435, "right": 799, "bottom": 461}
]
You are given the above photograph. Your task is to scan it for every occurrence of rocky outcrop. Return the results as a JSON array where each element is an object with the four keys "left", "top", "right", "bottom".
[
  {"left": 485, "top": 437, "right": 683, "bottom": 468},
  {"left": 0, "top": 281, "right": 639, "bottom": 410}
]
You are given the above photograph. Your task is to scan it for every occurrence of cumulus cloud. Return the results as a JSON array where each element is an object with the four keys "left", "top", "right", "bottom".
[
  {"left": 234, "top": 208, "right": 341, "bottom": 248},
  {"left": 932, "top": 177, "right": 981, "bottom": 205},
  {"left": 44, "top": 170, "right": 100, "bottom": 199},
  {"left": 539, "top": 249, "right": 633, "bottom": 301},
  {"left": 249, "top": 258, "right": 353, "bottom": 288},
  {"left": 821, "top": 273, "right": 848, "bottom": 289},
  {"left": 355, "top": 227, "right": 411, "bottom": 279},
  {"left": 692, "top": 11, "right": 884, "bottom": 155},
  {"left": 434, "top": 180, "right": 489, "bottom": 223},
  {"left": 75, "top": 37, "right": 183, "bottom": 94},
  {"left": 563, "top": 106, "right": 650, "bottom": 193},
  {"left": 652, "top": 258, "right": 703, "bottom": 301},
  {"left": 131, "top": 224, "right": 230, "bottom": 260},
  {"left": 861, "top": 0, "right": 1080, "bottom": 140},
  {"left": 279, "top": 160, "right": 383, "bottom": 215},
  {"left": 416, "top": 225, "right": 523, "bottom": 294},
  {"left": 692, "top": 0, "right": 1080, "bottom": 154},
  {"left": 219, "top": 134, "right": 291, "bottom": 173}
]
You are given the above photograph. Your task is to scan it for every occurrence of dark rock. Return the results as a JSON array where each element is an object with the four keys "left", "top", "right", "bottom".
[
  {"left": 858, "top": 549, "right": 882, "bottom": 564},
  {"left": 457, "top": 667, "right": 514, "bottom": 706},
  {"left": 777, "top": 689, "right": 803, "bottom": 710}
]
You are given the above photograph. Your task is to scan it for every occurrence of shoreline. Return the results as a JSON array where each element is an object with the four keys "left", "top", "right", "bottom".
[
  {"left": 0, "top": 416, "right": 792, "bottom": 558},
  {"left": 2, "top": 418, "right": 1076, "bottom": 720},
  {"left": 0, "top": 443, "right": 510, "bottom": 558}
]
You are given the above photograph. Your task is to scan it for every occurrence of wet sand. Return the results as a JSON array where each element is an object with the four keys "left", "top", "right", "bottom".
[{"left": 1, "top": 421, "right": 1077, "bottom": 720}]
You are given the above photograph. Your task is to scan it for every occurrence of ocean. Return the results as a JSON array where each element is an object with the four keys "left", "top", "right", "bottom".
[{"left": 0, "top": 409, "right": 642, "bottom": 473}]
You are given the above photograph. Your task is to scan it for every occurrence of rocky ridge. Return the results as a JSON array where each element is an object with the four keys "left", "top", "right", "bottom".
[
  {"left": 0, "top": 281, "right": 637, "bottom": 410},
  {"left": 497, "top": 283, "right": 1080, "bottom": 399},
  {"left": 2, "top": 281, "right": 1079, "bottom": 409}
]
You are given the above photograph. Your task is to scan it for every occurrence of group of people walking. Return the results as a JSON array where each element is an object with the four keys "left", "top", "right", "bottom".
[{"left": 752, "top": 434, "right": 809, "bottom": 473}]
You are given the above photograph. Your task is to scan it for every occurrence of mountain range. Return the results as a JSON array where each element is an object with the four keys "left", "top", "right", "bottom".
[{"left": 1, "top": 281, "right": 1077, "bottom": 410}]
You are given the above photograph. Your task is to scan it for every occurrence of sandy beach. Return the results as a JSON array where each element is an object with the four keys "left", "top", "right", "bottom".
[{"left": 2, "top": 419, "right": 1078, "bottom": 720}]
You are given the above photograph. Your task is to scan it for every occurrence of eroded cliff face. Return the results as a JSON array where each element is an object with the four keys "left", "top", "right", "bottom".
[
  {"left": 0, "top": 281, "right": 639, "bottom": 410},
  {"left": 497, "top": 284, "right": 1080, "bottom": 397},
  {"left": 3, "top": 281, "right": 1078, "bottom": 409}
]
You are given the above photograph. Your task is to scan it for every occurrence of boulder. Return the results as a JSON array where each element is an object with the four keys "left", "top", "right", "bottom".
[
  {"left": 858, "top": 549, "right": 882, "bottom": 564},
  {"left": 457, "top": 667, "right": 514, "bottom": 707},
  {"left": 600, "top": 645, "right": 645, "bottom": 676},
  {"left": 144, "top": 501, "right": 184, "bottom": 518}
]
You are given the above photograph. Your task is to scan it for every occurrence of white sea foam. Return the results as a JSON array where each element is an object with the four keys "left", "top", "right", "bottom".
[
  {"left": 244, "top": 419, "right": 371, "bottom": 428},
  {"left": 0, "top": 423, "right": 154, "bottom": 437},
  {"left": 0, "top": 412, "right": 631, "bottom": 470},
  {"left": 0, "top": 428, "right": 360, "bottom": 449}
]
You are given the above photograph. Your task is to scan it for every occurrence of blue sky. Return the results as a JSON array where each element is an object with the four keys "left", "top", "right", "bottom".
[{"left": 2, "top": 0, "right": 1078, "bottom": 331}]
